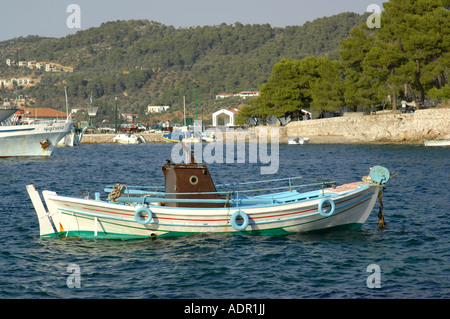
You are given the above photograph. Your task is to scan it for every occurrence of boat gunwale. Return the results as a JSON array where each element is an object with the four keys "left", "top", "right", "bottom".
[
  {"left": 45, "top": 182, "right": 375, "bottom": 216},
  {"left": 53, "top": 187, "right": 376, "bottom": 230}
]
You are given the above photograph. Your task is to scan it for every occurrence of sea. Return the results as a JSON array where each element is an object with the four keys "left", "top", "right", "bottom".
[{"left": 0, "top": 142, "right": 448, "bottom": 302}]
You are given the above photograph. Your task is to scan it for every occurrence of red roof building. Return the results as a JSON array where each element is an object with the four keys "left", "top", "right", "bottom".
[{"left": 18, "top": 108, "right": 68, "bottom": 121}]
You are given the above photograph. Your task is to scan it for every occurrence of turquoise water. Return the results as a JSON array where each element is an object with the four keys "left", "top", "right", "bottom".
[{"left": 0, "top": 143, "right": 448, "bottom": 299}]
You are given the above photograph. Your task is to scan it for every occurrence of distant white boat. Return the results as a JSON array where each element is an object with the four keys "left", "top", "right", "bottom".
[
  {"left": 58, "top": 127, "right": 83, "bottom": 147},
  {"left": 288, "top": 136, "right": 310, "bottom": 145},
  {"left": 113, "top": 133, "right": 146, "bottom": 144},
  {"left": 58, "top": 87, "right": 84, "bottom": 147},
  {"left": 0, "top": 117, "right": 73, "bottom": 157},
  {"left": 162, "top": 131, "right": 202, "bottom": 143},
  {"left": 201, "top": 131, "right": 216, "bottom": 143},
  {"left": 424, "top": 139, "right": 450, "bottom": 147}
]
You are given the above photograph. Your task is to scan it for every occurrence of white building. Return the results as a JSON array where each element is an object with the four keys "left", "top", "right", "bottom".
[
  {"left": 239, "top": 91, "right": 259, "bottom": 99},
  {"left": 147, "top": 105, "right": 170, "bottom": 113},
  {"left": 215, "top": 91, "right": 260, "bottom": 99},
  {"left": 212, "top": 109, "right": 239, "bottom": 127},
  {"left": 27, "top": 61, "right": 36, "bottom": 69},
  {"left": 0, "top": 78, "right": 33, "bottom": 87},
  {"left": 215, "top": 93, "right": 236, "bottom": 99}
]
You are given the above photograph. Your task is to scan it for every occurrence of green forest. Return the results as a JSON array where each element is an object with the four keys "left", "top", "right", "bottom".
[
  {"left": 236, "top": 0, "right": 450, "bottom": 124},
  {"left": 1, "top": 0, "right": 448, "bottom": 126},
  {"left": 0, "top": 12, "right": 367, "bottom": 123}
]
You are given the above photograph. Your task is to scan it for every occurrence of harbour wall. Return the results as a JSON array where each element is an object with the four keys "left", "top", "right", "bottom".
[
  {"left": 81, "top": 107, "right": 449, "bottom": 144},
  {"left": 81, "top": 133, "right": 165, "bottom": 144},
  {"left": 254, "top": 107, "right": 450, "bottom": 144}
]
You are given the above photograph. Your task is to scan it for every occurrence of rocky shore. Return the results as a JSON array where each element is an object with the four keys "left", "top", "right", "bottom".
[
  {"left": 282, "top": 106, "right": 450, "bottom": 144},
  {"left": 80, "top": 107, "right": 449, "bottom": 145}
]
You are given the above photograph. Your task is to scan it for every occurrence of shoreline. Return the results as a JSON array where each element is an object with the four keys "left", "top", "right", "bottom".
[
  {"left": 79, "top": 107, "right": 449, "bottom": 145},
  {"left": 79, "top": 133, "right": 431, "bottom": 145}
]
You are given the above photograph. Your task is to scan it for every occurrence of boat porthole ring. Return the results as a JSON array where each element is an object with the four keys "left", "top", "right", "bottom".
[
  {"left": 230, "top": 211, "right": 249, "bottom": 231},
  {"left": 189, "top": 175, "right": 199, "bottom": 185},
  {"left": 135, "top": 206, "right": 153, "bottom": 224},
  {"left": 318, "top": 198, "right": 335, "bottom": 217}
]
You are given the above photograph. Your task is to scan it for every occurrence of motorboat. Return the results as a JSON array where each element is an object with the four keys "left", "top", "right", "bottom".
[
  {"left": 287, "top": 136, "right": 310, "bottom": 145},
  {"left": 113, "top": 133, "right": 146, "bottom": 144}
]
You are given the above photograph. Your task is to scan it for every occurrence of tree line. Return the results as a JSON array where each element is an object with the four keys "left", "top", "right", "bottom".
[
  {"left": 236, "top": 0, "right": 449, "bottom": 125},
  {"left": 0, "top": 12, "right": 366, "bottom": 120}
]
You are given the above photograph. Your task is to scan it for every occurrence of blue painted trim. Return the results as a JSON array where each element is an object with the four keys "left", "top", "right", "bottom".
[{"left": 0, "top": 127, "right": 35, "bottom": 133}]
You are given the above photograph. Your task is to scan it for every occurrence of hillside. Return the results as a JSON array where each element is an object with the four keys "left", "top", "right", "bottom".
[{"left": 0, "top": 12, "right": 367, "bottom": 123}]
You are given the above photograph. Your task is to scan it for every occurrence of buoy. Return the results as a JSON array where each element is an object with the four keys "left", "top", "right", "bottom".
[
  {"left": 134, "top": 206, "right": 153, "bottom": 224},
  {"left": 318, "top": 197, "right": 335, "bottom": 217},
  {"left": 230, "top": 211, "right": 249, "bottom": 231}
]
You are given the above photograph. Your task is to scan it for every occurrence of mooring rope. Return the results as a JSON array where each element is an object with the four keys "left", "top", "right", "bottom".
[
  {"left": 377, "top": 185, "right": 386, "bottom": 229},
  {"left": 107, "top": 184, "right": 128, "bottom": 202}
]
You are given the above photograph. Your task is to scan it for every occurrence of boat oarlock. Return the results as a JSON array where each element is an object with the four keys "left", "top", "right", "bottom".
[{"left": 27, "top": 145, "right": 394, "bottom": 239}]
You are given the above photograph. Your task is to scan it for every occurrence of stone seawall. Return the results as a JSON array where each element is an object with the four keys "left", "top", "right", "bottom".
[
  {"left": 282, "top": 107, "right": 450, "bottom": 144},
  {"left": 81, "top": 133, "right": 164, "bottom": 144},
  {"left": 80, "top": 107, "right": 449, "bottom": 145}
]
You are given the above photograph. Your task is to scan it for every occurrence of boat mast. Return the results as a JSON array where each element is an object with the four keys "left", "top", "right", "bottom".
[
  {"left": 64, "top": 86, "right": 69, "bottom": 120},
  {"left": 183, "top": 95, "right": 186, "bottom": 127}
]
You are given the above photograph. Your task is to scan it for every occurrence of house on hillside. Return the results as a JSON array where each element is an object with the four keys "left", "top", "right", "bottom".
[
  {"left": 147, "top": 105, "right": 170, "bottom": 113},
  {"left": 212, "top": 109, "right": 239, "bottom": 127},
  {"left": 121, "top": 113, "right": 139, "bottom": 122},
  {"left": 215, "top": 93, "right": 236, "bottom": 99},
  {"left": 238, "top": 91, "right": 259, "bottom": 99}
]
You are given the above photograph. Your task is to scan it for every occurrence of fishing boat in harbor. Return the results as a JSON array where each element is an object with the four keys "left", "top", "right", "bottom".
[
  {"left": 1, "top": 112, "right": 73, "bottom": 157},
  {"left": 27, "top": 145, "right": 392, "bottom": 239}
]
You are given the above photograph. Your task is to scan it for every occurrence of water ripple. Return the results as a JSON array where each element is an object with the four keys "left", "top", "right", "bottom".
[{"left": 0, "top": 143, "right": 449, "bottom": 299}]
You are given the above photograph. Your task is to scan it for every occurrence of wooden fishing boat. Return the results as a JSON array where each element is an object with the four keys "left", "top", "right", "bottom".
[{"left": 27, "top": 149, "right": 392, "bottom": 239}]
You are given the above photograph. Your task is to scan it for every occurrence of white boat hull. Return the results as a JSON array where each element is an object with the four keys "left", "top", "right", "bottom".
[
  {"left": 288, "top": 137, "right": 310, "bottom": 145},
  {"left": 58, "top": 132, "right": 82, "bottom": 147},
  {"left": 27, "top": 182, "right": 380, "bottom": 239},
  {"left": 113, "top": 134, "right": 146, "bottom": 144},
  {"left": 0, "top": 118, "right": 73, "bottom": 157},
  {"left": 424, "top": 139, "right": 450, "bottom": 147}
]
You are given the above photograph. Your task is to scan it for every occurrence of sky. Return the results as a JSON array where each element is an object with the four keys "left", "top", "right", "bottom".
[{"left": 0, "top": 0, "right": 385, "bottom": 42}]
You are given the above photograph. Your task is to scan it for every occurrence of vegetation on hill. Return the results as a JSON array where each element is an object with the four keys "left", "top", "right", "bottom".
[
  {"left": 236, "top": 0, "right": 449, "bottom": 124},
  {"left": 0, "top": 12, "right": 367, "bottom": 124}
]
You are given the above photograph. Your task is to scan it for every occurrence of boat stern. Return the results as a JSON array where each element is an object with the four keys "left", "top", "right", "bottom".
[{"left": 26, "top": 185, "right": 59, "bottom": 238}]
